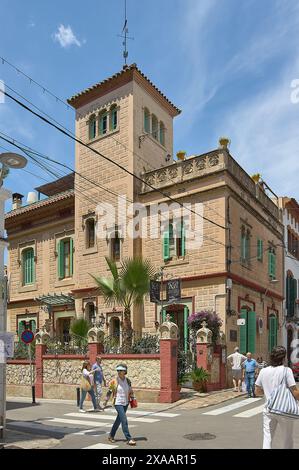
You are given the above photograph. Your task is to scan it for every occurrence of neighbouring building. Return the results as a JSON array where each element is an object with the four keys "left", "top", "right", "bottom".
[
  {"left": 278, "top": 197, "right": 299, "bottom": 363},
  {"left": 5, "top": 64, "right": 284, "bottom": 362}
]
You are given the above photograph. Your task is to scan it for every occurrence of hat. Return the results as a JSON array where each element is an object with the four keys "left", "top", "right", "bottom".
[{"left": 116, "top": 364, "right": 127, "bottom": 371}]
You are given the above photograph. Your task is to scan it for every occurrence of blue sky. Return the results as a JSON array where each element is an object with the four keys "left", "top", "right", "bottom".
[{"left": 1, "top": 0, "right": 299, "bottom": 207}]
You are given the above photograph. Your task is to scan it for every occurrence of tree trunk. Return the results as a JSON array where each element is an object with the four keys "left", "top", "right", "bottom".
[{"left": 122, "top": 308, "right": 133, "bottom": 352}]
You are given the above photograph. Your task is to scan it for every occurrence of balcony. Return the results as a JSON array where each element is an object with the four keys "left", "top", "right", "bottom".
[{"left": 140, "top": 149, "right": 280, "bottom": 222}]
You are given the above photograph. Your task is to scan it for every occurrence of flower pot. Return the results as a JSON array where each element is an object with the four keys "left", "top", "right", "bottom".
[{"left": 192, "top": 381, "right": 207, "bottom": 393}]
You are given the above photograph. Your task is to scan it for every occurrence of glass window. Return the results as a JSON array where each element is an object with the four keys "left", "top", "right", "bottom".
[
  {"left": 22, "top": 248, "right": 35, "bottom": 285},
  {"left": 110, "top": 106, "right": 118, "bottom": 131},
  {"left": 111, "top": 231, "right": 121, "bottom": 261},
  {"left": 144, "top": 108, "right": 150, "bottom": 133},
  {"left": 152, "top": 114, "right": 158, "bottom": 140},
  {"left": 86, "top": 219, "right": 95, "bottom": 248},
  {"left": 159, "top": 121, "right": 165, "bottom": 146},
  {"left": 99, "top": 111, "right": 108, "bottom": 135},
  {"left": 89, "top": 116, "right": 97, "bottom": 139},
  {"left": 58, "top": 238, "right": 74, "bottom": 279}
]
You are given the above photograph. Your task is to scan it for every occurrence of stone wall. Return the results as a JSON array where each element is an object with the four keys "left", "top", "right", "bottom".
[{"left": 6, "top": 362, "right": 36, "bottom": 397}]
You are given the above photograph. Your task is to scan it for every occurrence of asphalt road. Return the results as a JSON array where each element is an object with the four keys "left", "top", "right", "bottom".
[{"left": 5, "top": 396, "right": 299, "bottom": 449}]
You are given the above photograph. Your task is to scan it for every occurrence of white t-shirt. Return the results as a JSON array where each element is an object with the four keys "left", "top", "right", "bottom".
[
  {"left": 82, "top": 368, "right": 94, "bottom": 386},
  {"left": 255, "top": 365, "right": 296, "bottom": 401},
  {"left": 115, "top": 377, "right": 130, "bottom": 406},
  {"left": 227, "top": 352, "right": 247, "bottom": 369}
]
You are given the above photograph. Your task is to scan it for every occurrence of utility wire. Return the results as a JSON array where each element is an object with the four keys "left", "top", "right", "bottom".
[{"left": 2, "top": 89, "right": 227, "bottom": 231}]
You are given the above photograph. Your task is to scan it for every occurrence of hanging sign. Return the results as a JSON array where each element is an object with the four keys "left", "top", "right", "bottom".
[
  {"left": 166, "top": 279, "right": 181, "bottom": 302},
  {"left": 150, "top": 280, "right": 161, "bottom": 303}
]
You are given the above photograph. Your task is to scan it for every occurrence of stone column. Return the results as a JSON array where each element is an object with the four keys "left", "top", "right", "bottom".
[
  {"left": 87, "top": 326, "right": 104, "bottom": 364},
  {"left": 35, "top": 328, "right": 51, "bottom": 398},
  {"left": 158, "top": 314, "right": 180, "bottom": 403},
  {"left": 196, "top": 321, "right": 213, "bottom": 372}
]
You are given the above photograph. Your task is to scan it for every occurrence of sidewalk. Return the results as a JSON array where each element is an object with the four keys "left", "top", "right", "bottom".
[
  {"left": 1, "top": 429, "right": 59, "bottom": 449},
  {"left": 7, "top": 388, "right": 247, "bottom": 412}
]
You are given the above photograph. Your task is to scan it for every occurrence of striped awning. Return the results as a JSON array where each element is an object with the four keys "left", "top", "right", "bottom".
[{"left": 35, "top": 293, "right": 75, "bottom": 306}]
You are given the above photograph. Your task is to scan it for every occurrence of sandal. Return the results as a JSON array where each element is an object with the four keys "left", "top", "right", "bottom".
[
  {"left": 108, "top": 436, "right": 116, "bottom": 443},
  {"left": 127, "top": 439, "right": 136, "bottom": 446}
]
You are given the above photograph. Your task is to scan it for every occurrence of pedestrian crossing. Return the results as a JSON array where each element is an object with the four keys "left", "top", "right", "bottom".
[
  {"left": 202, "top": 397, "right": 265, "bottom": 419},
  {"left": 41, "top": 407, "right": 180, "bottom": 449}
]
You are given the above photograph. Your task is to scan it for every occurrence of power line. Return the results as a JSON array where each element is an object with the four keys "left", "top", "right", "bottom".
[{"left": 2, "top": 90, "right": 227, "bottom": 231}]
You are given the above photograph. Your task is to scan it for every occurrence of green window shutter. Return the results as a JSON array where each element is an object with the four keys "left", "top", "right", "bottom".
[
  {"left": 268, "top": 250, "right": 272, "bottom": 277},
  {"left": 161, "top": 308, "right": 166, "bottom": 322},
  {"left": 70, "top": 238, "right": 74, "bottom": 276},
  {"left": 245, "top": 236, "right": 250, "bottom": 261},
  {"left": 183, "top": 306, "right": 188, "bottom": 353},
  {"left": 272, "top": 253, "right": 276, "bottom": 278},
  {"left": 239, "top": 309, "right": 247, "bottom": 354},
  {"left": 18, "top": 320, "right": 26, "bottom": 338},
  {"left": 241, "top": 234, "right": 245, "bottom": 260},
  {"left": 163, "top": 231, "right": 170, "bottom": 261},
  {"left": 247, "top": 311, "right": 256, "bottom": 354},
  {"left": 181, "top": 222, "right": 186, "bottom": 256},
  {"left": 257, "top": 239, "right": 263, "bottom": 261},
  {"left": 23, "top": 249, "right": 34, "bottom": 285},
  {"left": 30, "top": 320, "right": 36, "bottom": 333},
  {"left": 89, "top": 119, "right": 96, "bottom": 139},
  {"left": 290, "top": 278, "right": 297, "bottom": 316},
  {"left": 268, "top": 316, "right": 277, "bottom": 352},
  {"left": 58, "top": 240, "right": 65, "bottom": 280},
  {"left": 286, "top": 275, "right": 291, "bottom": 315}
]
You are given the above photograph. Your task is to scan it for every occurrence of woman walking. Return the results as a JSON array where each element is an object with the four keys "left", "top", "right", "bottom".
[
  {"left": 255, "top": 346, "right": 299, "bottom": 449},
  {"left": 79, "top": 360, "right": 97, "bottom": 413},
  {"left": 107, "top": 363, "right": 136, "bottom": 446}
]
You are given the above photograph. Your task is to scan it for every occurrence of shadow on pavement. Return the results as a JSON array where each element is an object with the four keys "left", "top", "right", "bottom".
[{"left": 6, "top": 401, "right": 41, "bottom": 411}]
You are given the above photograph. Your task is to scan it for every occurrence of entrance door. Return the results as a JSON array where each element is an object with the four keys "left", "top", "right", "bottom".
[
  {"left": 57, "top": 318, "right": 71, "bottom": 342},
  {"left": 162, "top": 305, "right": 189, "bottom": 352}
]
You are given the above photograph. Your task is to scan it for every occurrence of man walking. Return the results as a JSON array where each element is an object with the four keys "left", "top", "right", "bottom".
[
  {"left": 92, "top": 356, "right": 107, "bottom": 410},
  {"left": 227, "top": 347, "right": 246, "bottom": 392},
  {"left": 242, "top": 352, "right": 258, "bottom": 398}
]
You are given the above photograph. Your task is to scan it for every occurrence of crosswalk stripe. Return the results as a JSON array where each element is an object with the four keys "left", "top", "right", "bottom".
[
  {"left": 48, "top": 418, "right": 112, "bottom": 427},
  {"left": 234, "top": 404, "right": 265, "bottom": 418},
  {"left": 203, "top": 398, "right": 261, "bottom": 416},
  {"left": 46, "top": 418, "right": 137, "bottom": 429},
  {"left": 83, "top": 443, "right": 118, "bottom": 449},
  {"left": 65, "top": 412, "right": 160, "bottom": 423},
  {"left": 103, "top": 409, "right": 180, "bottom": 418}
]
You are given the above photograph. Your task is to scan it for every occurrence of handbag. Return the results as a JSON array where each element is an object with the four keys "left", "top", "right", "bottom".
[
  {"left": 130, "top": 397, "right": 138, "bottom": 408},
  {"left": 81, "top": 376, "right": 91, "bottom": 392},
  {"left": 266, "top": 367, "right": 299, "bottom": 419}
]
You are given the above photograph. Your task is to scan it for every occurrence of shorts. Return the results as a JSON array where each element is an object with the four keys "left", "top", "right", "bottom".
[{"left": 232, "top": 369, "right": 242, "bottom": 380}]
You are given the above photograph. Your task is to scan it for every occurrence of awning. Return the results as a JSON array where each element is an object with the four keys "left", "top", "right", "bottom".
[{"left": 35, "top": 293, "right": 75, "bottom": 306}]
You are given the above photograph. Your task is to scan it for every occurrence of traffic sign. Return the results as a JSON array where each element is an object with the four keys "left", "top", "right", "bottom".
[{"left": 21, "top": 329, "right": 34, "bottom": 344}]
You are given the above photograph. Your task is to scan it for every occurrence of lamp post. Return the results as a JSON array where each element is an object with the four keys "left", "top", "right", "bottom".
[{"left": 0, "top": 153, "right": 27, "bottom": 441}]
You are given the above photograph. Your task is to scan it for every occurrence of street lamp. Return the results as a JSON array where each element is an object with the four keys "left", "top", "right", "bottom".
[{"left": 0, "top": 152, "right": 27, "bottom": 441}]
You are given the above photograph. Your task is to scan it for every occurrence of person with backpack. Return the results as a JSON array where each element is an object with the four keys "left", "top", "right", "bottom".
[
  {"left": 107, "top": 363, "right": 136, "bottom": 446},
  {"left": 255, "top": 346, "right": 299, "bottom": 449}
]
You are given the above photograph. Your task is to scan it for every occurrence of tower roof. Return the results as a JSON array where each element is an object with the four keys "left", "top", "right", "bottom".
[{"left": 67, "top": 64, "right": 181, "bottom": 117}]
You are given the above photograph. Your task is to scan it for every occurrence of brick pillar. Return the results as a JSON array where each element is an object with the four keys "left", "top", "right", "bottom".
[
  {"left": 35, "top": 343, "right": 46, "bottom": 398},
  {"left": 196, "top": 321, "right": 213, "bottom": 390},
  {"left": 88, "top": 342, "right": 104, "bottom": 364},
  {"left": 196, "top": 343, "right": 210, "bottom": 370},
  {"left": 87, "top": 326, "right": 104, "bottom": 364},
  {"left": 158, "top": 315, "right": 180, "bottom": 403}
]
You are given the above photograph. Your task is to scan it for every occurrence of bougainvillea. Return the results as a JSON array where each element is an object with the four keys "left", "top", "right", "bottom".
[{"left": 187, "top": 310, "right": 222, "bottom": 344}]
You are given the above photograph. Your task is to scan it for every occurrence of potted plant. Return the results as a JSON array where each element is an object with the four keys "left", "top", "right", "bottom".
[{"left": 189, "top": 367, "right": 210, "bottom": 392}]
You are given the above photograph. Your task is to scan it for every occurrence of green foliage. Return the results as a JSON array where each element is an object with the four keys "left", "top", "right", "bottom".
[
  {"left": 70, "top": 318, "right": 90, "bottom": 339},
  {"left": 188, "top": 367, "right": 210, "bottom": 383}
]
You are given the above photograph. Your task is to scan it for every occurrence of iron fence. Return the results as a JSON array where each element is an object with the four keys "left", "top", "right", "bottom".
[
  {"left": 12, "top": 341, "right": 36, "bottom": 360},
  {"left": 103, "top": 331, "right": 160, "bottom": 354},
  {"left": 44, "top": 335, "right": 88, "bottom": 356}
]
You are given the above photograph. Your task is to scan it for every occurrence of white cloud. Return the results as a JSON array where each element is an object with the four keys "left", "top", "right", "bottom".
[{"left": 53, "top": 24, "right": 82, "bottom": 48}]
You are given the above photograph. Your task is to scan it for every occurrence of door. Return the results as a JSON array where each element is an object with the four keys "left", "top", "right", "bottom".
[
  {"left": 162, "top": 306, "right": 189, "bottom": 352},
  {"left": 239, "top": 309, "right": 256, "bottom": 354}
]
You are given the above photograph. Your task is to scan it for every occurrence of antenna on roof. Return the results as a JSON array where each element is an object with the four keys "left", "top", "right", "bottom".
[{"left": 117, "top": 0, "right": 134, "bottom": 66}]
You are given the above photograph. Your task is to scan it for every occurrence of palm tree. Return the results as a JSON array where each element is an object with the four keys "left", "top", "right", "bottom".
[{"left": 91, "top": 257, "right": 156, "bottom": 350}]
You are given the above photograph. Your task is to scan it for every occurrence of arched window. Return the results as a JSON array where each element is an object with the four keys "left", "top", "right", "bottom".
[
  {"left": 152, "top": 114, "right": 158, "bottom": 140},
  {"left": 111, "top": 230, "right": 121, "bottom": 262},
  {"left": 110, "top": 317, "right": 120, "bottom": 344},
  {"left": 159, "top": 121, "right": 165, "bottom": 146},
  {"left": 144, "top": 108, "right": 150, "bottom": 133},
  {"left": 58, "top": 238, "right": 74, "bottom": 280},
  {"left": 99, "top": 109, "right": 108, "bottom": 135},
  {"left": 86, "top": 303, "right": 96, "bottom": 325},
  {"left": 88, "top": 115, "right": 97, "bottom": 140},
  {"left": 110, "top": 105, "right": 118, "bottom": 131},
  {"left": 86, "top": 218, "right": 95, "bottom": 248},
  {"left": 22, "top": 248, "right": 35, "bottom": 285}
]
